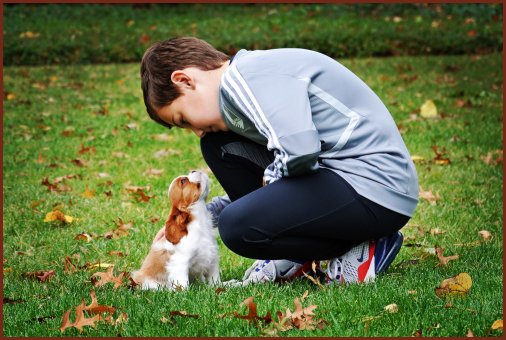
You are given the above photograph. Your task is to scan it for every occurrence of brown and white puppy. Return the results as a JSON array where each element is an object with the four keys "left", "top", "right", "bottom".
[{"left": 131, "top": 170, "right": 220, "bottom": 290}]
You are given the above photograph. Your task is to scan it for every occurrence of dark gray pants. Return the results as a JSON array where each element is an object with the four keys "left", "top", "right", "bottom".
[{"left": 201, "top": 131, "right": 409, "bottom": 260}]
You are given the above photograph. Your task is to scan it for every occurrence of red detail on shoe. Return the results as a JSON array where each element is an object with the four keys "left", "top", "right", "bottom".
[{"left": 357, "top": 241, "right": 375, "bottom": 282}]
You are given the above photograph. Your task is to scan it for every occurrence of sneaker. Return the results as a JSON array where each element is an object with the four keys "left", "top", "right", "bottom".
[
  {"left": 374, "top": 231, "right": 403, "bottom": 274},
  {"left": 324, "top": 231, "right": 404, "bottom": 285},
  {"left": 224, "top": 259, "right": 313, "bottom": 287},
  {"left": 325, "top": 240, "right": 376, "bottom": 284}
]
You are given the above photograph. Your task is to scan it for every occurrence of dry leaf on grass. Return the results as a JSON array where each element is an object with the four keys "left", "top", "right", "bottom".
[
  {"left": 91, "top": 266, "right": 125, "bottom": 289},
  {"left": 420, "top": 100, "right": 438, "bottom": 118},
  {"left": 161, "top": 311, "right": 200, "bottom": 325},
  {"left": 60, "top": 290, "right": 120, "bottom": 333},
  {"left": 234, "top": 296, "right": 273, "bottom": 325},
  {"left": 478, "top": 230, "right": 492, "bottom": 241},
  {"left": 384, "top": 303, "right": 399, "bottom": 313},
  {"left": 436, "top": 272, "right": 472, "bottom": 298},
  {"left": 419, "top": 186, "right": 440, "bottom": 205},
  {"left": 44, "top": 210, "right": 76, "bottom": 223},
  {"left": 435, "top": 246, "right": 459, "bottom": 266},
  {"left": 22, "top": 270, "right": 55, "bottom": 282},
  {"left": 103, "top": 218, "right": 133, "bottom": 239}
]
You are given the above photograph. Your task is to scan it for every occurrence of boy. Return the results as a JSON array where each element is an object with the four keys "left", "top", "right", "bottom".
[{"left": 140, "top": 37, "right": 418, "bottom": 286}]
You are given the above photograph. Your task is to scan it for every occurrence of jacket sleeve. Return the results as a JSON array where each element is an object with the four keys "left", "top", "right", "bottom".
[{"left": 225, "top": 68, "right": 321, "bottom": 184}]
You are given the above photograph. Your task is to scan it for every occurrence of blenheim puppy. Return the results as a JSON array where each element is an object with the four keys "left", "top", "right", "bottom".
[{"left": 131, "top": 170, "right": 220, "bottom": 290}]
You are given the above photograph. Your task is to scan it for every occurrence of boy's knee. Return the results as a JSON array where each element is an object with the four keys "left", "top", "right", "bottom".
[{"left": 218, "top": 204, "right": 272, "bottom": 258}]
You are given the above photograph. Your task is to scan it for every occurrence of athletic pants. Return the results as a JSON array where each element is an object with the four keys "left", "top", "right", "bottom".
[{"left": 201, "top": 131, "right": 410, "bottom": 260}]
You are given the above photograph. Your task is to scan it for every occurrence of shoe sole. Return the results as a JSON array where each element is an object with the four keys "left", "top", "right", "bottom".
[{"left": 376, "top": 231, "right": 403, "bottom": 274}]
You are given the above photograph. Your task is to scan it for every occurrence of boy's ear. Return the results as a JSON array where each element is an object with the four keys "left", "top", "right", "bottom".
[{"left": 171, "top": 70, "right": 194, "bottom": 90}]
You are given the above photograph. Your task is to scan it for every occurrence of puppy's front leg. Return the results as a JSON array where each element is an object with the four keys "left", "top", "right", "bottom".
[
  {"left": 206, "top": 259, "right": 221, "bottom": 285},
  {"left": 166, "top": 255, "right": 190, "bottom": 290}
]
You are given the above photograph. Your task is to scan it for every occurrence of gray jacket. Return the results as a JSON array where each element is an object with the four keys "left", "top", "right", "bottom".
[{"left": 219, "top": 48, "right": 418, "bottom": 217}]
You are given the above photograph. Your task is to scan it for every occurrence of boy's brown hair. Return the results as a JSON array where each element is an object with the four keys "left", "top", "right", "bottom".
[{"left": 140, "top": 37, "right": 229, "bottom": 128}]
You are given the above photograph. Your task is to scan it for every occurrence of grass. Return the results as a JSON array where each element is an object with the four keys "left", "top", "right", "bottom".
[
  {"left": 2, "top": 52, "right": 503, "bottom": 336},
  {"left": 4, "top": 3, "right": 503, "bottom": 65}
]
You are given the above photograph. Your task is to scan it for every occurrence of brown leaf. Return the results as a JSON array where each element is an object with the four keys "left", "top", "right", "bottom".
[
  {"left": 481, "top": 150, "right": 503, "bottom": 165},
  {"left": 167, "top": 310, "right": 200, "bottom": 324},
  {"left": 478, "top": 230, "right": 492, "bottom": 241},
  {"left": 60, "top": 301, "right": 100, "bottom": 333},
  {"left": 104, "top": 218, "right": 133, "bottom": 239},
  {"left": 431, "top": 146, "right": 451, "bottom": 165},
  {"left": 234, "top": 297, "right": 272, "bottom": 325},
  {"left": 91, "top": 266, "right": 125, "bottom": 289},
  {"left": 435, "top": 246, "right": 459, "bottom": 266},
  {"left": 419, "top": 186, "right": 439, "bottom": 205},
  {"left": 133, "top": 189, "right": 155, "bottom": 203},
  {"left": 74, "top": 232, "right": 93, "bottom": 242},
  {"left": 22, "top": 270, "right": 55, "bottom": 282},
  {"left": 35, "top": 150, "right": 46, "bottom": 164},
  {"left": 78, "top": 143, "right": 96, "bottom": 155},
  {"left": 85, "top": 290, "right": 116, "bottom": 315},
  {"left": 71, "top": 159, "right": 87, "bottom": 167},
  {"left": 64, "top": 255, "right": 78, "bottom": 273}
]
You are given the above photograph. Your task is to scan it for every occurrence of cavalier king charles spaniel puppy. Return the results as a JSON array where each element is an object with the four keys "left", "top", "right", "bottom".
[{"left": 131, "top": 170, "right": 220, "bottom": 290}]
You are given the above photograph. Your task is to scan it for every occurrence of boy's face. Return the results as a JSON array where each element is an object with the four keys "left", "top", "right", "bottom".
[{"left": 156, "top": 67, "right": 229, "bottom": 138}]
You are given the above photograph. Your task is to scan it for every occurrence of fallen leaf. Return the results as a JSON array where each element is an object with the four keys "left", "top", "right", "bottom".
[
  {"left": 481, "top": 150, "right": 503, "bottom": 165},
  {"left": 491, "top": 319, "right": 503, "bottom": 330},
  {"left": 91, "top": 266, "right": 125, "bottom": 289},
  {"left": 411, "top": 155, "right": 426, "bottom": 163},
  {"left": 103, "top": 218, "right": 133, "bottom": 239},
  {"left": 71, "top": 159, "right": 87, "bottom": 167},
  {"left": 431, "top": 146, "right": 451, "bottom": 165},
  {"left": 436, "top": 272, "right": 472, "bottom": 297},
  {"left": 74, "top": 232, "right": 93, "bottom": 242},
  {"left": 22, "top": 270, "right": 55, "bottom": 282},
  {"left": 107, "top": 251, "right": 125, "bottom": 257},
  {"left": 44, "top": 210, "right": 76, "bottom": 223},
  {"left": 60, "top": 290, "right": 116, "bottom": 333},
  {"left": 164, "top": 310, "right": 200, "bottom": 324},
  {"left": 466, "top": 329, "right": 474, "bottom": 337},
  {"left": 64, "top": 256, "right": 78, "bottom": 273},
  {"left": 35, "top": 150, "right": 46, "bottom": 164},
  {"left": 419, "top": 186, "right": 439, "bottom": 205},
  {"left": 420, "top": 100, "right": 438, "bottom": 118},
  {"left": 78, "top": 143, "right": 96, "bottom": 155},
  {"left": 234, "top": 296, "right": 272, "bottom": 325},
  {"left": 384, "top": 303, "right": 398, "bottom": 313},
  {"left": 435, "top": 246, "right": 459, "bottom": 266},
  {"left": 478, "top": 230, "right": 492, "bottom": 241},
  {"left": 145, "top": 168, "right": 164, "bottom": 177},
  {"left": 82, "top": 185, "right": 96, "bottom": 198},
  {"left": 151, "top": 133, "right": 174, "bottom": 141},
  {"left": 20, "top": 31, "right": 40, "bottom": 39},
  {"left": 430, "top": 228, "right": 446, "bottom": 235}
]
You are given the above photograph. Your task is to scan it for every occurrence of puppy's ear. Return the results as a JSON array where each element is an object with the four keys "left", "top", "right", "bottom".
[{"left": 165, "top": 210, "right": 190, "bottom": 245}]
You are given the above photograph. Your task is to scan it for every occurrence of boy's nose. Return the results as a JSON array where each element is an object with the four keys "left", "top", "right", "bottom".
[{"left": 191, "top": 128, "right": 206, "bottom": 138}]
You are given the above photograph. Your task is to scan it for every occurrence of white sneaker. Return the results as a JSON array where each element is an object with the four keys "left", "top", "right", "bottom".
[
  {"left": 224, "top": 259, "right": 308, "bottom": 287},
  {"left": 325, "top": 240, "right": 376, "bottom": 284}
]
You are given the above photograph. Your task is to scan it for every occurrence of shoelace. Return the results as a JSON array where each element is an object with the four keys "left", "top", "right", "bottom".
[{"left": 326, "top": 258, "right": 343, "bottom": 283}]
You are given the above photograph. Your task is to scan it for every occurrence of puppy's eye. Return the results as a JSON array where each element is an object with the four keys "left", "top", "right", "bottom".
[{"left": 180, "top": 178, "right": 187, "bottom": 185}]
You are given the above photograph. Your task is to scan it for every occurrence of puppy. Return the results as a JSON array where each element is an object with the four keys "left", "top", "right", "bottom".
[{"left": 131, "top": 170, "right": 220, "bottom": 290}]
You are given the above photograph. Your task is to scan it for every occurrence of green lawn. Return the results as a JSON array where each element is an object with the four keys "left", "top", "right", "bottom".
[{"left": 2, "top": 53, "right": 503, "bottom": 336}]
